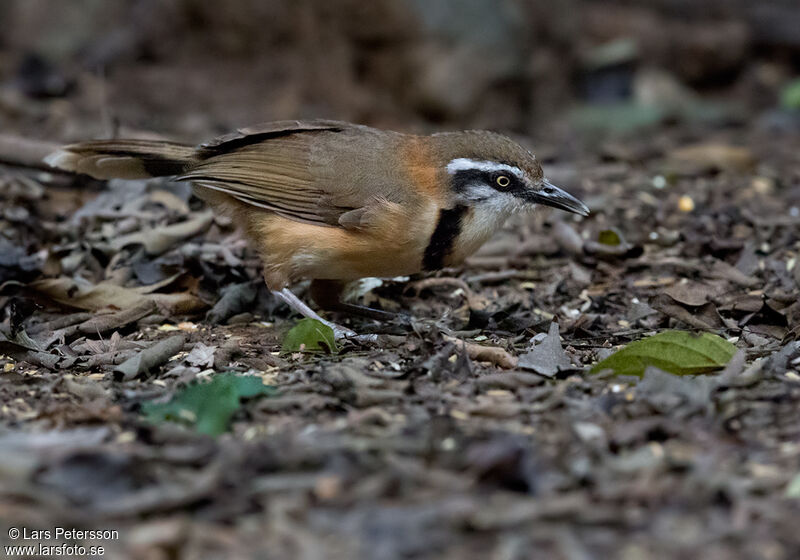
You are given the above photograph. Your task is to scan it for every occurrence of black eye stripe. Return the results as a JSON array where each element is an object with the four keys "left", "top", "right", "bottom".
[{"left": 451, "top": 169, "right": 487, "bottom": 193}]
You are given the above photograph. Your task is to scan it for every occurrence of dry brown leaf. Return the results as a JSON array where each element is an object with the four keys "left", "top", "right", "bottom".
[
  {"left": 651, "top": 294, "right": 724, "bottom": 330},
  {"left": 147, "top": 189, "right": 191, "bottom": 214},
  {"left": 667, "top": 143, "right": 756, "bottom": 174},
  {"left": 28, "top": 276, "right": 205, "bottom": 315},
  {"left": 110, "top": 211, "right": 213, "bottom": 256},
  {"left": 41, "top": 300, "right": 157, "bottom": 348},
  {"left": 517, "top": 322, "right": 574, "bottom": 377},
  {"left": 662, "top": 281, "right": 720, "bottom": 307},
  {"left": 185, "top": 342, "right": 217, "bottom": 368},
  {"left": 707, "top": 259, "right": 759, "bottom": 288}
]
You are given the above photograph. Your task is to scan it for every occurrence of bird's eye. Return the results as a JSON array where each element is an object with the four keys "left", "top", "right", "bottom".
[{"left": 496, "top": 175, "right": 510, "bottom": 188}]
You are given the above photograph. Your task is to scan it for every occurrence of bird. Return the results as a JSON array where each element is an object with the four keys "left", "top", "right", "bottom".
[{"left": 45, "top": 119, "right": 589, "bottom": 338}]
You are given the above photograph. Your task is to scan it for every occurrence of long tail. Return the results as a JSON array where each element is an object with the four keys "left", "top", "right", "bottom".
[{"left": 44, "top": 139, "right": 199, "bottom": 179}]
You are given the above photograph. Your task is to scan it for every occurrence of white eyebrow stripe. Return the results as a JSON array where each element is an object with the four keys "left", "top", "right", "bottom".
[{"left": 446, "top": 158, "right": 524, "bottom": 178}]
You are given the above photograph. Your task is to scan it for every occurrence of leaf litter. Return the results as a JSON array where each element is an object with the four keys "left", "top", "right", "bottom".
[{"left": 1, "top": 56, "right": 800, "bottom": 560}]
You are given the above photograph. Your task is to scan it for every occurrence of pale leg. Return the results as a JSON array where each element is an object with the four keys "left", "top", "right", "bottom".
[{"left": 272, "top": 288, "right": 376, "bottom": 342}]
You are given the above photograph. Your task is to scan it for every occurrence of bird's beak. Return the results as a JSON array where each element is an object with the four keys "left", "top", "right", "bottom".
[{"left": 527, "top": 180, "right": 590, "bottom": 216}]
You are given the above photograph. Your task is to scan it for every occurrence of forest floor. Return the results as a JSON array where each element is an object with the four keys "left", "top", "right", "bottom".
[{"left": 2, "top": 113, "right": 800, "bottom": 559}]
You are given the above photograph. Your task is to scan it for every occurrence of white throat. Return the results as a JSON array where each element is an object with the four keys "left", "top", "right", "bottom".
[{"left": 451, "top": 203, "right": 516, "bottom": 264}]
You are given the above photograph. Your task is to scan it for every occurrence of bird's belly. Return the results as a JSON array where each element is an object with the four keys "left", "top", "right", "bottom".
[
  {"left": 250, "top": 204, "right": 438, "bottom": 286},
  {"left": 293, "top": 245, "right": 422, "bottom": 279}
]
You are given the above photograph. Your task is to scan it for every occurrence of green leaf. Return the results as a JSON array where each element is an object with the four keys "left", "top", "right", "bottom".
[
  {"left": 232, "top": 374, "right": 275, "bottom": 398},
  {"left": 591, "top": 331, "right": 737, "bottom": 377},
  {"left": 786, "top": 473, "right": 800, "bottom": 498},
  {"left": 282, "top": 318, "right": 338, "bottom": 354},
  {"left": 780, "top": 79, "right": 800, "bottom": 110},
  {"left": 598, "top": 229, "right": 622, "bottom": 246},
  {"left": 142, "top": 373, "right": 275, "bottom": 436}
]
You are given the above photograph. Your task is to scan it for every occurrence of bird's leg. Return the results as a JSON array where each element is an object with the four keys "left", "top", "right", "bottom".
[
  {"left": 272, "top": 288, "right": 379, "bottom": 343},
  {"left": 272, "top": 288, "right": 355, "bottom": 339},
  {"left": 310, "top": 279, "right": 397, "bottom": 321}
]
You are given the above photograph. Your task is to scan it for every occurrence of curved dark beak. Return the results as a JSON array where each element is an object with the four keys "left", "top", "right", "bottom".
[{"left": 527, "top": 180, "right": 589, "bottom": 216}]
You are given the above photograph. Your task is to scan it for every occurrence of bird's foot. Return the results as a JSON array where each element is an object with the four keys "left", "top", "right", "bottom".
[{"left": 272, "top": 288, "right": 377, "bottom": 342}]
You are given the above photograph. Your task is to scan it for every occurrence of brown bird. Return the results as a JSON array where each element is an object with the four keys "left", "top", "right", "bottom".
[{"left": 45, "top": 120, "right": 588, "bottom": 338}]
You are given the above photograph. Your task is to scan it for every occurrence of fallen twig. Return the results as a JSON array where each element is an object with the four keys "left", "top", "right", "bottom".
[
  {"left": 406, "top": 277, "right": 489, "bottom": 310},
  {"left": 443, "top": 334, "right": 517, "bottom": 368},
  {"left": 113, "top": 334, "right": 186, "bottom": 381}
]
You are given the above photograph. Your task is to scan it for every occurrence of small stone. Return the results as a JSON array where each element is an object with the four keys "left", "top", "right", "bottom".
[
  {"left": 751, "top": 177, "right": 773, "bottom": 194},
  {"left": 314, "top": 475, "right": 342, "bottom": 501}
]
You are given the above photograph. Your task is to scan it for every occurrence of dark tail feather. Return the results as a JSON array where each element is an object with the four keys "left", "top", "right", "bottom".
[{"left": 44, "top": 139, "right": 198, "bottom": 179}]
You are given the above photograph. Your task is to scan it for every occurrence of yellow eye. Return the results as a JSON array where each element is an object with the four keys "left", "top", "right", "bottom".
[{"left": 496, "top": 175, "right": 510, "bottom": 187}]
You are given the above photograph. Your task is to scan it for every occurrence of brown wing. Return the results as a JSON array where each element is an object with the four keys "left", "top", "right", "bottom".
[
  {"left": 180, "top": 120, "right": 415, "bottom": 229},
  {"left": 182, "top": 133, "right": 330, "bottom": 226},
  {"left": 197, "top": 119, "right": 354, "bottom": 151}
]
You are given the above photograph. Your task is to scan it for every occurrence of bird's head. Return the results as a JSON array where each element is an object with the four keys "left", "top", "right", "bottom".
[{"left": 438, "top": 131, "right": 589, "bottom": 217}]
